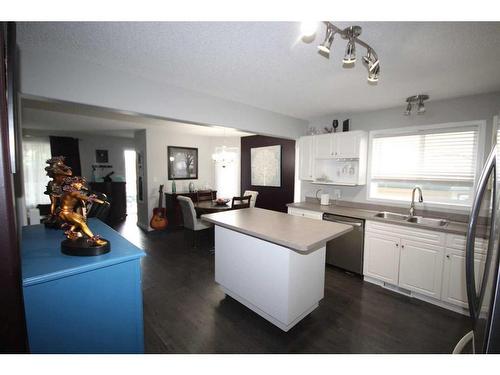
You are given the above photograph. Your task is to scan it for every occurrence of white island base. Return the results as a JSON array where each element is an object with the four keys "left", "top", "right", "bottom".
[{"left": 215, "top": 226, "right": 326, "bottom": 332}]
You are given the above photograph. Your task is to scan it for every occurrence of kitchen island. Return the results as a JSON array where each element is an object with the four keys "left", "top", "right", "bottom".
[{"left": 201, "top": 208, "right": 352, "bottom": 331}]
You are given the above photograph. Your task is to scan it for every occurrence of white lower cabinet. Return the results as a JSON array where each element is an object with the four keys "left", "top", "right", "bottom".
[
  {"left": 441, "top": 248, "right": 486, "bottom": 308},
  {"left": 398, "top": 239, "right": 444, "bottom": 299},
  {"left": 364, "top": 222, "right": 491, "bottom": 313},
  {"left": 364, "top": 232, "right": 400, "bottom": 284}
]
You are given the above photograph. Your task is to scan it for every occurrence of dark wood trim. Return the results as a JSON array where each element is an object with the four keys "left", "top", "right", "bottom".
[{"left": 0, "top": 22, "right": 28, "bottom": 353}]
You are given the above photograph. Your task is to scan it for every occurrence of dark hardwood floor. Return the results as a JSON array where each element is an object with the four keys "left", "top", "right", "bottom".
[{"left": 113, "top": 217, "right": 470, "bottom": 354}]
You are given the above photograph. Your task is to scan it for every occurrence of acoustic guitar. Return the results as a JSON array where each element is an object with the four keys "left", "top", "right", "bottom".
[{"left": 150, "top": 184, "right": 168, "bottom": 230}]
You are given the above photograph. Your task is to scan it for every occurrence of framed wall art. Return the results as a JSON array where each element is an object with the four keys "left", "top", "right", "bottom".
[
  {"left": 250, "top": 145, "right": 281, "bottom": 187},
  {"left": 167, "top": 146, "right": 198, "bottom": 180}
]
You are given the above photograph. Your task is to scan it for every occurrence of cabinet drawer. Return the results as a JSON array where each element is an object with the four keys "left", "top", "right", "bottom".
[
  {"left": 445, "top": 233, "right": 488, "bottom": 255},
  {"left": 287, "top": 207, "right": 323, "bottom": 220},
  {"left": 366, "top": 220, "right": 445, "bottom": 246}
]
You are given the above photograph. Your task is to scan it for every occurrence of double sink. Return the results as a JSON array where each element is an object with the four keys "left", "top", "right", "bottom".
[{"left": 374, "top": 211, "right": 448, "bottom": 227}]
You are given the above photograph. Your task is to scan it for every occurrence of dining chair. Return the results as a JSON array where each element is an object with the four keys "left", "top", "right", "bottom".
[
  {"left": 197, "top": 189, "right": 213, "bottom": 203},
  {"left": 243, "top": 190, "right": 259, "bottom": 208},
  {"left": 231, "top": 195, "right": 252, "bottom": 209},
  {"left": 177, "top": 196, "right": 213, "bottom": 249}
]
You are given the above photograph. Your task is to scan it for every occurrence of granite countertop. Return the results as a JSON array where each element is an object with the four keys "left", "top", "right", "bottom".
[
  {"left": 201, "top": 207, "right": 353, "bottom": 253},
  {"left": 287, "top": 201, "right": 488, "bottom": 238}
]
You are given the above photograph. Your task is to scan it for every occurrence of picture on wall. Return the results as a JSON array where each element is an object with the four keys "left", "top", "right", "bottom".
[
  {"left": 168, "top": 146, "right": 198, "bottom": 180},
  {"left": 250, "top": 145, "right": 281, "bottom": 187},
  {"left": 95, "top": 149, "right": 109, "bottom": 163}
]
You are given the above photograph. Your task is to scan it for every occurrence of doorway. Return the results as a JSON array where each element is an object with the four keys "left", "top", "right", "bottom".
[{"left": 124, "top": 149, "right": 137, "bottom": 215}]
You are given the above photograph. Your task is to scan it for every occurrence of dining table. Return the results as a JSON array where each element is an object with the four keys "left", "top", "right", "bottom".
[{"left": 195, "top": 200, "right": 233, "bottom": 217}]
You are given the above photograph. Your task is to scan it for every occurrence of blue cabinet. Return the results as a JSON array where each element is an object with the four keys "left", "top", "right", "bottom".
[{"left": 21, "top": 219, "right": 146, "bottom": 353}]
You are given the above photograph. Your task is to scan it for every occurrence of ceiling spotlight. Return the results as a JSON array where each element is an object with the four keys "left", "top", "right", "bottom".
[
  {"left": 343, "top": 39, "right": 356, "bottom": 64},
  {"left": 404, "top": 95, "right": 429, "bottom": 116},
  {"left": 367, "top": 61, "right": 380, "bottom": 83},
  {"left": 318, "top": 25, "right": 335, "bottom": 55},
  {"left": 363, "top": 49, "right": 380, "bottom": 83},
  {"left": 300, "top": 21, "right": 319, "bottom": 38}
]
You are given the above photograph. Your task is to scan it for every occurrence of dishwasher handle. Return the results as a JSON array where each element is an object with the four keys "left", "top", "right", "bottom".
[{"left": 330, "top": 220, "right": 362, "bottom": 227}]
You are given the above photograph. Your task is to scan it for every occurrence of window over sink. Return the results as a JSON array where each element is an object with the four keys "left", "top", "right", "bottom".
[{"left": 368, "top": 121, "right": 486, "bottom": 207}]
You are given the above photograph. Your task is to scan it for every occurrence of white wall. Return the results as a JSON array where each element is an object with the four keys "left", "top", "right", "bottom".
[
  {"left": 22, "top": 128, "right": 135, "bottom": 181},
  {"left": 19, "top": 46, "right": 308, "bottom": 140},
  {"left": 301, "top": 92, "right": 500, "bottom": 213}
]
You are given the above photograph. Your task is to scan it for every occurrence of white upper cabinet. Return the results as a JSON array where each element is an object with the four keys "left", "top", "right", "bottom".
[
  {"left": 312, "top": 131, "right": 366, "bottom": 159},
  {"left": 314, "top": 134, "right": 334, "bottom": 159},
  {"left": 334, "top": 131, "right": 365, "bottom": 159},
  {"left": 299, "top": 131, "right": 368, "bottom": 183},
  {"left": 298, "top": 136, "right": 314, "bottom": 180}
]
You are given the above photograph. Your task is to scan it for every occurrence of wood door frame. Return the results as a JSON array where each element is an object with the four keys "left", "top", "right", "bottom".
[{"left": 0, "top": 21, "right": 28, "bottom": 353}]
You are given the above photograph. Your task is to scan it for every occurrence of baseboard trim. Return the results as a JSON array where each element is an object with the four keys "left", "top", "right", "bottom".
[
  {"left": 363, "top": 275, "right": 469, "bottom": 316},
  {"left": 137, "top": 222, "right": 152, "bottom": 232}
]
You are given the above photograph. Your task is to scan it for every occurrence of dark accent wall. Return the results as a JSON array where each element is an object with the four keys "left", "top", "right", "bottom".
[{"left": 240, "top": 135, "right": 295, "bottom": 213}]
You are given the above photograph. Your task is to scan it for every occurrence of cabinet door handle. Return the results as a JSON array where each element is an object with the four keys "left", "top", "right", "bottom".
[
  {"left": 446, "top": 254, "right": 450, "bottom": 259},
  {"left": 401, "top": 245, "right": 405, "bottom": 249},
  {"left": 395, "top": 243, "right": 399, "bottom": 247}
]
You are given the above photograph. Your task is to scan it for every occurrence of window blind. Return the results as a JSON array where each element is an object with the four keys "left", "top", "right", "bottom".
[{"left": 371, "top": 127, "right": 479, "bottom": 183}]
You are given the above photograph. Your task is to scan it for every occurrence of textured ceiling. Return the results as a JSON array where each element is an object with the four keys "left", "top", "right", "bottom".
[
  {"left": 17, "top": 21, "right": 500, "bottom": 120},
  {"left": 21, "top": 98, "right": 254, "bottom": 138}
]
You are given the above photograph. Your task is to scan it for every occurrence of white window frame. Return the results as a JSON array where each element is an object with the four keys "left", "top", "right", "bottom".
[{"left": 366, "top": 120, "right": 487, "bottom": 211}]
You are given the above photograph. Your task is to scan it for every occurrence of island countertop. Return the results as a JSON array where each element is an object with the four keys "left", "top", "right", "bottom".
[{"left": 201, "top": 207, "right": 352, "bottom": 253}]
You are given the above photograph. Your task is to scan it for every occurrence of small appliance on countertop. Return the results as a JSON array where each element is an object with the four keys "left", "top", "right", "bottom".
[{"left": 320, "top": 194, "right": 330, "bottom": 205}]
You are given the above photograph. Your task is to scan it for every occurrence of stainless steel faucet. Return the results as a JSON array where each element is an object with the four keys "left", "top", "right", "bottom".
[{"left": 409, "top": 187, "right": 424, "bottom": 217}]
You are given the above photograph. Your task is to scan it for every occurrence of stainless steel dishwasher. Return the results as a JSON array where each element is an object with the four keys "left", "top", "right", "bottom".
[{"left": 323, "top": 213, "right": 364, "bottom": 275}]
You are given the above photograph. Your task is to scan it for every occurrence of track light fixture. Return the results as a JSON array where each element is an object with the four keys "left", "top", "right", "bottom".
[
  {"left": 404, "top": 95, "right": 429, "bottom": 116},
  {"left": 301, "top": 22, "right": 380, "bottom": 84}
]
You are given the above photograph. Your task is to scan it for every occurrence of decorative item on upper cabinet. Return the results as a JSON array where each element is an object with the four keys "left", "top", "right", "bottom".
[
  {"left": 343, "top": 119, "right": 350, "bottom": 132},
  {"left": 332, "top": 119, "right": 339, "bottom": 133},
  {"left": 324, "top": 125, "right": 333, "bottom": 133}
]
